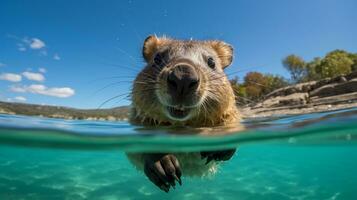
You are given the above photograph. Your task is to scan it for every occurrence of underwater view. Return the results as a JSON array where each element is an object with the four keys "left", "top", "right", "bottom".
[{"left": 1, "top": 108, "right": 357, "bottom": 199}]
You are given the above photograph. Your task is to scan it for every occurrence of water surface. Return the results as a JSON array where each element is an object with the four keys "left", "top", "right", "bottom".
[{"left": 0, "top": 108, "right": 357, "bottom": 199}]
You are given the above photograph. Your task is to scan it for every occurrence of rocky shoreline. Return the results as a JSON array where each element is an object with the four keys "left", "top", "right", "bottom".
[{"left": 240, "top": 71, "right": 357, "bottom": 118}]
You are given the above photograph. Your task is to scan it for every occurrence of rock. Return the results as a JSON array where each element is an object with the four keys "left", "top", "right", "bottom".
[
  {"left": 310, "top": 92, "right": 357, "bottom": 105},
  {"left": 339, "top": 76, "right": 348, "bottom": 83},
  {"left": 243, "top": 71, "right": 357, "bottom": 118},
  {"left": 262, "top": 93, "right": 308, "bottom": 108},
  {"left": 345, "top": 71, "right": 357, "bottom": 80},
  {"left": 310, "top": 78, "right": 357, "bottom": 98},
  {"left": 265, "top": 81, "right": 316, "bottom": 99},
  {"left": 309, "top": 83, "right": 339, "bottom": 97}
]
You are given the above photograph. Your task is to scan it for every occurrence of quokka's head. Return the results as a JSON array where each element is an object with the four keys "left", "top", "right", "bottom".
[{"left": 132, "top": 35, "right": 236, "bottom": 123}]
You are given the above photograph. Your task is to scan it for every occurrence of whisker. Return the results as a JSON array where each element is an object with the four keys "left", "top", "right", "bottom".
[
  {"left": 115, "top": 46, "right": 144, "bottom": 65},
  {"left": 100, "top": 62, "right": 141, "bottom": 73},
  {"left": 97, "top": 87, "right": 159, "bottom": 109},
  {"left": 207, "top": 67, "right": 259, "bottom": 81},
  {"left": 87, "top": 72, "right": 159, "bottom": 84},
  {"left": 87, "top": 76, "right": 136, "bottom": 83},
  {"left": 206, "top": 90, "right": 220, "bottom": 102},
  {"left": 236, "top": 96, "right": 256, "bottom": 104},
  {"left": 112, "top": 87, "right": 159, "bottom": 106},
  {"left": 91, "top": 80, "right": 133, "bottom": 96},
  {"left": 97, "top": 93, "right": 132, "bottom": 109},
  {"left": 244, "top": 80, "right": 270, "bottom": 88}
]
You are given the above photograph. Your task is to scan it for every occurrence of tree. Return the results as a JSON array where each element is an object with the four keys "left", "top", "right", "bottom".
[
  {"left": 230, "top": 77, "right": 248, "bottom": 105},
  {"left": 243, "top": 72, "right": 267, "bottom": 99},
  {"left": 230, "top": 76, "right": 241, "bottom": 98},
  {"left": 316, "top": 50, "right": 353, "bottom": 78},
  {"left": 263, "top": 74, "right": 289, "bottom": 94},
  {"left": 282, "top": 55, "right": 306, "bottom": 83},
  {"left": 349, "top": 53, "right": 357, "bottom": 71},
  {"left": 230, "top": 73, "right": 289, "bottom": 105},
  {"left": 305, "top": 57, "right": 322, "bottom": 81}
]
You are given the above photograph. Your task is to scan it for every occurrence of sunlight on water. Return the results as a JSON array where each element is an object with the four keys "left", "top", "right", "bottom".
[{"left": 0, "top": 108, "right": 357, "bottom": 199}]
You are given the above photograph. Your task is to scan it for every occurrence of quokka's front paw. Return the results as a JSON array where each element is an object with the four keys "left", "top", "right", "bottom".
[
  {"left": 200, "top": 149, "right": 236, "bottom": 164},
  {"left": 143, "top": 153, "right": 182, "bottom": 193}
]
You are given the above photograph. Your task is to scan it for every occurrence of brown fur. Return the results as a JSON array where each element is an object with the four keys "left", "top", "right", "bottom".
[
  {"left": 130, "top": 35, "right": 240, "bottom": 127},
  {"left": 127, "top": 36, "right": 242, "bottom": 185}
]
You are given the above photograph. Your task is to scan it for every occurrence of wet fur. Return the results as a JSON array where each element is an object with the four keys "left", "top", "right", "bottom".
[
  {"left": 127, "top": 36, "right": 240, "bottom": 177},
  {"left": 130, "top": 36, "right": 239, "bottom": 126}
]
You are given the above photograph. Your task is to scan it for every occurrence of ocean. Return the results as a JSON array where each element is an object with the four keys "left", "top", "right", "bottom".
[{"left": 0, "top": 108, "right": 357, "bottom": 200}]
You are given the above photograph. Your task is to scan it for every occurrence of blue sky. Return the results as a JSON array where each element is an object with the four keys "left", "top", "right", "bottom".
[{"left": 0, "top": 0, "right": 356, "bottom": 109}]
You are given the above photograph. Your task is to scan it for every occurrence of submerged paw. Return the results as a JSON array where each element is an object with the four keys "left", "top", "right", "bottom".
[
  {"left": 143, "top": 153, "right": 182, "bottom": 192},
  {"left": 201, "top": 149, "right": 236, "bottom": 164}
]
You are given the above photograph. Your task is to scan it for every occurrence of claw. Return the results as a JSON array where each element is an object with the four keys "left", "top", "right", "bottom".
[
  {"left": 160, "top": 185, "right": 169, "bottom": 193},
  {"left": 205, "top": 156, "right": 214, "bottom": 165},
  {"left": 169, "top": 180, "right": 175, "bottom": 188},
  {"left": 173, "top": 174, "right": 182, "bottom": 186}
]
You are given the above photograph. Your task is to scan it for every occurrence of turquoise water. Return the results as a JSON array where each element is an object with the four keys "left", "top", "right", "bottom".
[{"left": 0, "top": 108, "right": 357, "bottom": 199}]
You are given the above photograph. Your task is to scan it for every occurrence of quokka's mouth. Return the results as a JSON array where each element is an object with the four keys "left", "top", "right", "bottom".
[{"left": 166, "top": 106, "right": 192, "bottom": 121}]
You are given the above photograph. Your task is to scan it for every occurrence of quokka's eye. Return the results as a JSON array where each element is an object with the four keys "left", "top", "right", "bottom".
[
  {"left": 153, "top": 53, "right": 163, "bottom": 66},
  {"left": 207, "top": 57, "right": 215, "bottom": 69}
]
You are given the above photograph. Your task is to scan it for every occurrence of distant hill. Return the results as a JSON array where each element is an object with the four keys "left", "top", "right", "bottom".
[{"left": 0, "top": 101, "right": 130, "bottom": 121}]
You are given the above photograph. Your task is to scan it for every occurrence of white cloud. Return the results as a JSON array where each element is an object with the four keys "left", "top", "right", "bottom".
[
  {"left": 22, "top": 71, "right": 45, "bottom": 82},
  {"left": 53, "top": 53, "right": 61, "bottom": 60},
  {"left": 17, "top": 43, "right": 27, "bottom": 51},
  {"left": 0, "top": 63, "right": 6, "bottom": 67},
  {"left": 29, "top": 38, "right": 46, "bottom": 49},
  {"left": 13, "top": 36, "right": 45, "bottom": 52},
  {"left": 38, "top": 68, "right": 47, "bottom": 73},
  {"left": 10, "top": 35, "right": 58, "bottom": 58},
  {"left": 10, "top": 84, "right": 75, "bottom": 98},
  {"left": 18, "top": 47, "right": 27, "bottom": 51},
  {"left": 14, "top": 96, "right": 27, "bottom": 101},
  {"left": 10, "top": 85, "right": 27, "bottom": 92},
  {"left": 0, "top": 73, "right": 22, "bottom": 82}
]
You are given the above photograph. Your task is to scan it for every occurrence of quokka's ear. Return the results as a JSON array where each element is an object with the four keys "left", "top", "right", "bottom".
[
  {"left": 142, "top": 35, "right": 168, "bottom": 62},
  {"left": 207, "top": 41, "right": 234, "bottom": 69}
]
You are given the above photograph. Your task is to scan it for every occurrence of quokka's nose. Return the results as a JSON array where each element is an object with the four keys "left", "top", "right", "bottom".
[{"left": 167, "top": 64, "right": 199, "bottom": 97}]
